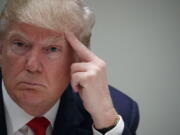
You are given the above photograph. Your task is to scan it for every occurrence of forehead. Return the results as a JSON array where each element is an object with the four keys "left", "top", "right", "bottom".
[{"left": 7, "top": 22, "right": 65, "bottom": 42}]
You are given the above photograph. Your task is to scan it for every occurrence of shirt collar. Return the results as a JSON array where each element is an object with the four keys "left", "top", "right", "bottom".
[{"left": 2, "top": 80, "right": 60, "bottom": 135}]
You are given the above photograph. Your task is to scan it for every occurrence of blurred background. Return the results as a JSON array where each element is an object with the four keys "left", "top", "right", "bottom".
[{"left": 0, "top": 0, "right": 180, "bottom": 134}]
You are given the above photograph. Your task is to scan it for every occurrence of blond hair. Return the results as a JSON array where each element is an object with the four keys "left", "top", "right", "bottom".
[{"left": 0, "top": 0, "right": 95, "bottom": 46}]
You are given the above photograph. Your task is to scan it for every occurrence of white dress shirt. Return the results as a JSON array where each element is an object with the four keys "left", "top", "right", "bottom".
[{"left": 2, "top": 80, "right": 124, "bottom": 135}]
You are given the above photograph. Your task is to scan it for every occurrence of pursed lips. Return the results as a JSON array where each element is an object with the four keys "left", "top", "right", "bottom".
[{"left": 18, "top": 81, "right": 46, "bottom": 88}]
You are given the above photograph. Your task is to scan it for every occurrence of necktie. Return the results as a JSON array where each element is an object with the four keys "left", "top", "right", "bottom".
[{"left": 27, "top": 117, "right": 50, "bottom": 135}]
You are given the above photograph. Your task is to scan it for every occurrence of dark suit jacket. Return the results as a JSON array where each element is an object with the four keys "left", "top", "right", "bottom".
[{"left": 0, "top": 77, "right": 139, "bottom": 135}]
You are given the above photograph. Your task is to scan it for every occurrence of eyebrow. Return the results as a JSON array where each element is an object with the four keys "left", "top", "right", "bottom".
[
  {"left": 43, "top": 35, "right": 66, "bottom": 45},
  {"left": 7, "top": 30, "right": 66, "bottom": 45},
  {"left": 7, "top": 31, "right": 29, "bottom": 40}
]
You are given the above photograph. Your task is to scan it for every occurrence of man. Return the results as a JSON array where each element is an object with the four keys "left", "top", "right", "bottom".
[{"left": 0, "top": 0, "right": 139, "bottom": 135}]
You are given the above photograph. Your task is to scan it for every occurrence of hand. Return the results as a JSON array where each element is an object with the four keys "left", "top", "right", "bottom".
[{"left": 65, "top": 32, "right": 118, "bottom": 129}]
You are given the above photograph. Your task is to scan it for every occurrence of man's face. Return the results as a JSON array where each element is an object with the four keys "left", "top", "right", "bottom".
[{"left": 0, "top": 22, "right": 74, "bottom": 113}]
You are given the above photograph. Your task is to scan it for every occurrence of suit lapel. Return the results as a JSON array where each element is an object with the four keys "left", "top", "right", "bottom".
[
  {"left": 0, "top": 74, "right": 8, "bottom": 135},
  {"left": 52, "top": 85, "right": 93, "bottom": 135}
]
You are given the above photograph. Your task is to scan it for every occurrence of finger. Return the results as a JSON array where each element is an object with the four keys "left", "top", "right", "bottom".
[
  {"left": 71, "top": 62, "right": 94, "bottom": 74},
  {"left": 71, "top": 72, "right": 88, "bottom": 92},
  {"left": 65, "top": 32, "right": 97, "bottom": 62}
]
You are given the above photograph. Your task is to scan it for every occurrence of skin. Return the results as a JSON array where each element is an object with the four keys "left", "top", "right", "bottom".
[
  {"left": 66, "top": 32, "right": 118, "bottom": 129},
  {"left": 0, "top": 22, "right": 74, "bottom": 116},
  {"left": 0, "top": 22, "right": 118, "bottom": 129}
]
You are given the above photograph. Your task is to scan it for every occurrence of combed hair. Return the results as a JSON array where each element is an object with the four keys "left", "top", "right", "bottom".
[{"left": 0, "top": 0, "right": 95, "bottom": 46}]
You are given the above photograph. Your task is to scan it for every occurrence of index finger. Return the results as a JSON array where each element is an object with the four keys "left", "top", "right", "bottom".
[{"left": 65, "top": 32, "right": 97, "bottom": 62}]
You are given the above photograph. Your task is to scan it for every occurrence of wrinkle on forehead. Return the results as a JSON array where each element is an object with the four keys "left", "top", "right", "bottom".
[{"left": 7, "top": 23, "right": 67, "bottom": 45}]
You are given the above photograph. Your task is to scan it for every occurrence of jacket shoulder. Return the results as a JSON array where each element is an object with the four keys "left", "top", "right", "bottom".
[
  {"left": 69, "top": 85, "right": 139, "bottom": 134},
  {"left": 109, "top": 85, "right": 139, "bottom": 132}
]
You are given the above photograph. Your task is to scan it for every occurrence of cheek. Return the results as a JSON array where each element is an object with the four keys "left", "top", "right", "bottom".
[
  {"left": 49, "top": 60, "right": 72, "bottom": 82},
  {"left": 1, "top": 47, "right": 24, "bottom": 72},
  {"left": 45, "top": 54, "right": 73, "bottom": 89},
  {"left": 47, "top": 48, "right": 74, "bottom": 77},
  {"left": 1, "top": 46, "right": 25, "bottom": 88},
  {"left": 0, "top": 48, "right": 23, "bottom": 95},
  {"left": 1, "top": 47, "right": 14, "bottom": 72},
  {"left": 44, "top": 62, "right": 71, "bottom": 98}
]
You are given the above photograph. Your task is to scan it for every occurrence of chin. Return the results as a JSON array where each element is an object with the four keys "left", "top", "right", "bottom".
[{"left": 13, "top": 89, "right": 47, "bottom": 108}]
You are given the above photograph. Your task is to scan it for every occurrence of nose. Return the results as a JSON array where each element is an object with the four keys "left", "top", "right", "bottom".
[{"left": 25, "top": 49, "right": 43, "bottom": 73}]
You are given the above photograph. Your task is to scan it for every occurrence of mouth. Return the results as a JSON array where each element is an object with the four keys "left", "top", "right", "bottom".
[{"left": 18, "top": 82, "right": 46, "bottom": 88}]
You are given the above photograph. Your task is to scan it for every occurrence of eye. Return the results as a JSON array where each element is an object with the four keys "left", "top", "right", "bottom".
[
  {"left": 11, "top": 40, "right": 30, "bottom": 55},
  {"left": 44, "top": 45, "right": 62, "bottom": 59},
  {"left": 13, "top": 41, "right": 27, "bottom": 48},
  {"left": 49, "top": 46, "right": 59, "bottom": 52},
  {"left": 46, "top": 46, "right": 61, "bottom": 53}
]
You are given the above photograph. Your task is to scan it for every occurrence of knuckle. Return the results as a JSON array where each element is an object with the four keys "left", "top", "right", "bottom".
[
  {"left": 71, "top": 63, "right": 76, "bottom": 70},
  {"left": 88, "top": 70, "right": 97, "bottom": 79},
  {"left": 97, "top": 60, "right": 106, "bottom": 70},
  {"left": 100, "top": 60, "right": 106, "bottom": 68},
  {"left": 71, "top": 73, "right": 78, "bottom": 80}
]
